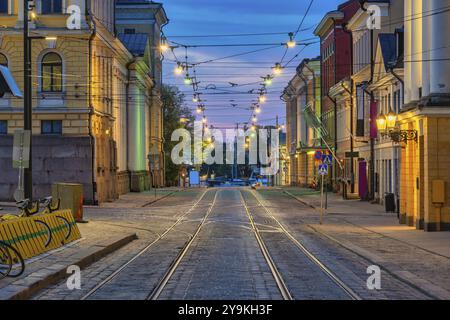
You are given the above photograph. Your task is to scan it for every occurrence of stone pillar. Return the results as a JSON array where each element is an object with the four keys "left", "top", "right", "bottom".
[
  {"left": 403, "top": 0, "right": 412, "bottom": 104},
  {"left": 422, "top": 0, "right": 431, "bottom": 98},
  {"left": 410, "top": 0, "right": 422, "bottom": 102},
  {"left": 430, "top": 0, "right": 450, "bottom": 95}
]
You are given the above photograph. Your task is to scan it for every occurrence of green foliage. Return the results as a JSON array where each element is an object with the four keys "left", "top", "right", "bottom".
[{"left": 162, "top": 85, "right": 194, "bottom": 186}]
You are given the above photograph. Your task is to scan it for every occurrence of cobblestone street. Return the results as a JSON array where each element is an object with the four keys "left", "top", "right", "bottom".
[{"left": 26, "top": 187, "right": 450, "bottom": 300}]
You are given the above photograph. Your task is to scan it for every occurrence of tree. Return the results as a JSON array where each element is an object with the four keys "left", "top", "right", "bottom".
[{"left": 162, "top": 85, "right": 194, "bottom": 186}]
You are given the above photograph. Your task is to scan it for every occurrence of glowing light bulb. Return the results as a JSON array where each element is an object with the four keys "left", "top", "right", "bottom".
[
  {"left": 160, "top": 36, "right": 169, "bottom": 52},
  {"left": 252, "top": 115, "right": 258, "bottom": 123},
  {"left": 192, "top": 94, "right": 199, "bottom": 103},
  {"left": 272, "top": 63, "right": 284, "bottom": 76},
  {"left": 196, "top": 106, "right": 202, "bottom": 114},
  {"left": 264, "top": 76, "right": 273, "bottom": 86},
  {"left": 255, "top": 107, "right": 261, "bottom": 114},
  {"left": 184, "top": 74, "right": 192, "bottom": 85},
  {"left": 259, "top": 94, "right": 267, "bottom": 104},
  {"left": 202, "top": 116, "right": 207, "bottom": 124},
  {"left": 286, "top": 32, "right": 296, "bottom": 48},
  {"left": 174, "top": 63, "right": 183, "bottom": 75}
]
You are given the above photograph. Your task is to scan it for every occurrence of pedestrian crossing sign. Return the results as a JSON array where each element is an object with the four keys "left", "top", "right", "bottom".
[
  {"left": 318, "top": 164, "right": 328, "bottom": 176},
  {"left": 322, "top": 155, "right": 333, "bottom": 165}
]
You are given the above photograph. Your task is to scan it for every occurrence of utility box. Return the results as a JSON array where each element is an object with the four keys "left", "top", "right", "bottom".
[
  {"left": 52, "top": 183, "right": 84, "bottom": 222},
  {"left": 432, "top": 180, "right": 445, "bottom": 205}
]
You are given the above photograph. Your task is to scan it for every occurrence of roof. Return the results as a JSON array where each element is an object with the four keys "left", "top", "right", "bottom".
[{"left": 118, "top": 33, "right": 149, "bottom": 56}]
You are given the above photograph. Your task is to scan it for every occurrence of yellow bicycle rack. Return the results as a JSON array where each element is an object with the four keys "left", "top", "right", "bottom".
[{"left": 0, "top": 210, "right": 82, "bottom": 260}]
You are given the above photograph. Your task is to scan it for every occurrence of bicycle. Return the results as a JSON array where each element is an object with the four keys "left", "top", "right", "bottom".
[{"left": 0, "top": 240, "right": 25, "bottom": 279}]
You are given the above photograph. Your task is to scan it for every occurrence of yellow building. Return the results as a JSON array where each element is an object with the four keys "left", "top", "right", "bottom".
[
  {"left": 399, "top": 0, "right": 450, "bottom": 231},
  {"left": 0, "top": 0, "right": 167, "bottom": 203}
]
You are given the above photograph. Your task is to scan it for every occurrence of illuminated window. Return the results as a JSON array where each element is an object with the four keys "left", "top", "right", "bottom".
[
  {"left": 42, "top": 0, "right": 62, "bottom": 14},
  {"left": 0, "top": 53, "right": 7, "bottom": 67},
  {"left": 0, "top": 0, "right": 8, "bottom": 14},
  {"left": 41, "top": 52, "right": 62, "bottom": 92},
  {"left": 41, "top": 120, "right": 62, "bottom": 134}
]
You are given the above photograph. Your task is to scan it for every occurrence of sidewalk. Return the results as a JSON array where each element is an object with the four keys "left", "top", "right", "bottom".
[
  {"left": 280, "top": 186, "right": 450, "bottom": 259},
  {"left": 93, "top": 188, "right": 183, "bottom": 208},
  {"left": 266, "top": 186, "right": 450, "bottom": 299},
  {"left": 0, "top": 222, "right": 136, "bottom": 300}
]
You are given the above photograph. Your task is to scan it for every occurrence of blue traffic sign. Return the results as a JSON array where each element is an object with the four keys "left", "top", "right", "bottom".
[
  {"left": 322, "top": 155, "right": 333, "bottom": 166},
  {"left": 318, "top": 164, "right": 329, "bottom": 176}
]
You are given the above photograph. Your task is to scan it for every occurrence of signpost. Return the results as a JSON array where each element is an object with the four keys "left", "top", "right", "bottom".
[
  {"left": 13, "top": 130, "right": 31, "bottom": 201},
  {"left": 318, "top": 163, "right": 329, "bottom": 225}
]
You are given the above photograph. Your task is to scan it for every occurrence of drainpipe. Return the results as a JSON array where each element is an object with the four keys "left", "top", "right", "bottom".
[
  {"left": 299, "top": 69, "right": 308, "bottom": 186},
  {"left": 87, "top": 8, "right": 97, "bottom": 205},
  {"left": 360, "top": 0, "right": 376, "bottom": 202},
  {"left": 327, "top": 93, "right": 338, "bottom": 192},
  {"left": 342, "top": 22, "right": 355, "bottom": 195},
  {"left": 125, "top": 58, "right": 136, "bottom": 192}
]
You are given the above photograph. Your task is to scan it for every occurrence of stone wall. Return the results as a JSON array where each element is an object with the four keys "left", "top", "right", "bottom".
[{"left": 0, "top": 135, "right": 94, "bottom": 203}]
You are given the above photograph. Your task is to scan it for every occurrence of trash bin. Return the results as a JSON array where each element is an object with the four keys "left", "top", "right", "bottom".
[
  {"left": 52, "top": 183, "right": 84, "bottom": 222},
  {"left": 385, "top": 193, "right": 396, "bottom": 213}
]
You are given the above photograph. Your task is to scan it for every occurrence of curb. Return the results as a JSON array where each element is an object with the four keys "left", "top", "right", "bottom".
[{"left": 2, "top": 233, "right": 137, "bottom": 300}]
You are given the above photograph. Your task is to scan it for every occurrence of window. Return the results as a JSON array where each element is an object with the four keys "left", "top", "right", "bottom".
[
  {"left": 42, "top": 0, "right": 62, "bottom": 14},
  {"left": 41, "top": 52, "right": 62, "bottom": 92},
  {"left": 0, "top": 120, "right": 7, "bottom": 134},
  {"left": 41, "top": 120, "right": 62, "bottom": 134},
  {"left": 0, "top": 0, "right": 7, "bottom": 14},
  {"left": 0, "top": 53, "right": 7, "bottom": 67}
]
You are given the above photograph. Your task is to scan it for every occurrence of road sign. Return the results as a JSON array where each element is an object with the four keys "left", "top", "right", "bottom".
[
  {"left": 318, "top": 164, "right": 328, "bottom": 176},
  {"left": 314, "top": 150, "right": 323, "bottom": 161},
  {"left": 322, "top": 155, "right": 333, "bottom": 165},
  {"left": 13, "top": 130, "right": 31, "bottom": 169}
]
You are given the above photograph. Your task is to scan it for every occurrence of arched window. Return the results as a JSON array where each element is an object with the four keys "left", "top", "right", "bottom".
[
  {"left": 0, "top": 0, "right": 8, "bottom": 14},
  {"left": 0, "top": 53, "right": 7, "bottom": 67},
  {"left": 42, "top": 0, "right": 62, "bottom": 14},
  {"left": 41, "top": 52, "right": 62, "bottom": 92}
]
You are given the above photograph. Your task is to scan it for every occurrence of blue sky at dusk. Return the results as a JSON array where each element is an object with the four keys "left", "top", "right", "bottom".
[{"left": 161, "top": 0, "right": 343, "bottom": 129}]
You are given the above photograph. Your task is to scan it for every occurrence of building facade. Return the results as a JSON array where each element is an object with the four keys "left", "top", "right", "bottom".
[
  {"left": 400, "top": 0, "right": 450, "bottom": 231},
  {"left": 313, "top": 0, "right": 360, "bottom": 193},
  {"left": 283, "top": 58, "right": 321, "bottom": 187},
  {"left": 0, "top": 0, "right": 167, "bottom": 203}
]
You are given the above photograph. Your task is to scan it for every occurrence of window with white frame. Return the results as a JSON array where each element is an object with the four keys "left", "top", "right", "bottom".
[{"left": 41, "top": 52, "right": 63, "bottom": 92}]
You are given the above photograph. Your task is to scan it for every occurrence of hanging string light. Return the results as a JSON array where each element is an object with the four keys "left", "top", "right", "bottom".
[
  {"left": 259, "top": 93, "right": 267, "bottom": 104},
  {"left": 202, "top": 115, "right": 208, "bottom": 124},
  {"left": 272, "top": 63, "right": 284, "bottom": 76},
  {"left": 174, "top": 62, "right": 184, "bottom": 75},
  {"left": 192, "top": 93, "right": 199, "bottom": 103},
  {"left": 160, "top": 36, "right": 169, "bottom": 52},
  {"left": 286, "top": 32, "right": 296, "bottom": 48},
  {"left": 184, "top": 74, "right": 193, "bottom": 85},
  {"left": 255, "top": 105, "right": 261, "bottom": 114},
  {"left": 263, "top": 75, "right": 273, "bottom": 86},
  {"left": 252, "top": 115, "right": 258, "bottom": 123}
]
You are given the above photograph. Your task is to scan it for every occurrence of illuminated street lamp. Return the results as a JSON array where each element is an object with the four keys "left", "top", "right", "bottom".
[{"left": 376, "top": 109, "right": 417, "bottom": 143}]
